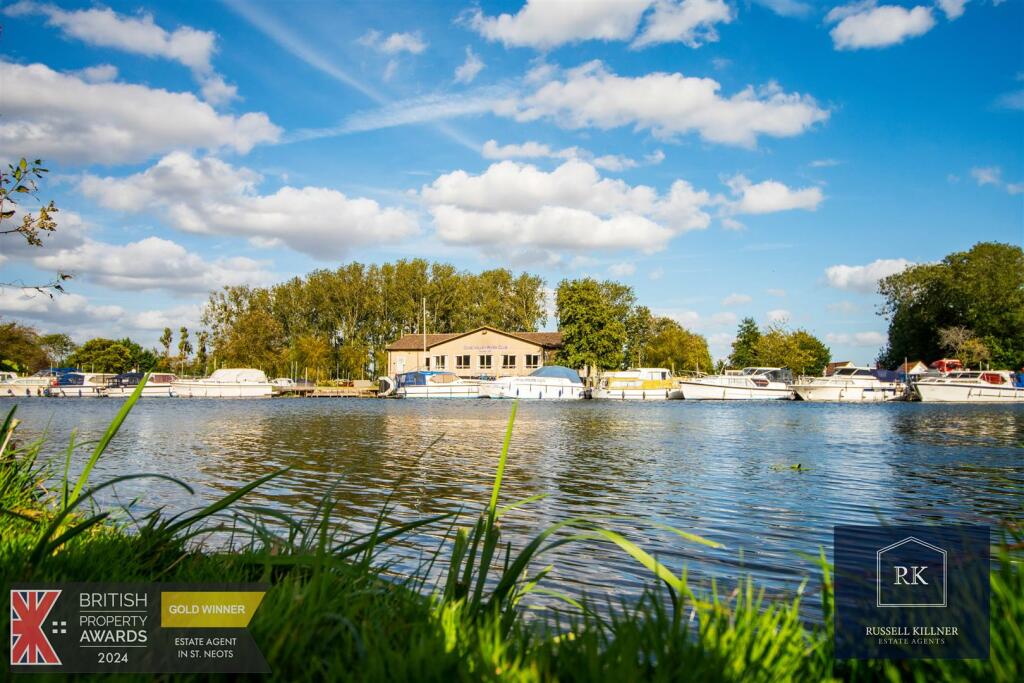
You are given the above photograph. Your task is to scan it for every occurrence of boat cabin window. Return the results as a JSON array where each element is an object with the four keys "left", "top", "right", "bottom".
[
  {"left": 502, "top": 355, "right": 516, "bottom": 369},
  {"left": 525, "top": 354, "right": 540, "bottom": 369},
  {"left": 456, "top": 355, "right": 470, "bottom": 369},
  {"left": 853, "top": 369, "right": 874, "bottom": 377},
  {"left": 835, "top": 368, "right": 856, "bottom": 376},
  {"left": 479, "top": 355, "right": 492, "bottom": 370}
]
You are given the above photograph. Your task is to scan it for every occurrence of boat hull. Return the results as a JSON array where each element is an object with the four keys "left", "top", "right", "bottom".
[
  {"left": 792, "top": 384, "right": 904, "bottom": 402},
  {"left": 479, "top": 380, "right": 585, "bottom": 400},
  {"left": 915, "top": 382, "right": 1024, "bottom": 403},
  {"left": 171, "top": 382, "right": 273, "bottom": 398},
  {"left": 674, "top": 381, "right": 793, "bottom": 400},
  {"left": 103, "top": 384, "right": 177, "bottom": 398},
  {"left": 47, "top": 386, "right": 106, "bottom": 398},
  {"left": 397, "top": 385, "right": 479, "bottom": 398},
  {"left": 592, "top": 387, "right": 673, "bottom": 401}
]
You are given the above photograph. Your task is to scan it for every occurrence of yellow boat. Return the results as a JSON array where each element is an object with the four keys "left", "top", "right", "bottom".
[{"left": 592, "top": 368, "right": 675, "bottom": 401}]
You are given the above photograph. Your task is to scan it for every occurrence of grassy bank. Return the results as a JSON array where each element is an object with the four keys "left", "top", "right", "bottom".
[{"left": 1, "top": 386, "right": 1020, "bottom": 681}]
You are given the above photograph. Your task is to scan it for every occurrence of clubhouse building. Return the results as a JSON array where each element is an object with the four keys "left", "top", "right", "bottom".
[{"left": 385, "top": 326, "right": 563, "bottom": 378}]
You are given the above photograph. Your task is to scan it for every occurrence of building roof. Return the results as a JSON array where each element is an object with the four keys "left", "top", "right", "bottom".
[
  {"left": 896, "top": 360, "right": 928, "bottom": 373},
  {"left": 386, "top": 326, "right": 563, "bottom": 351}
]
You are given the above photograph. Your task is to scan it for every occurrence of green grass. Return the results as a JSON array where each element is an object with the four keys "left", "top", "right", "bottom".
[{"left": 0, "top": 381, "right": 1020, "bottom": 682}]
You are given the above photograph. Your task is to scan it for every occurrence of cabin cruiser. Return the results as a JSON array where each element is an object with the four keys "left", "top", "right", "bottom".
[
  {"left": 172, "top": 368, "right": 273, "bottom": 398},
  {"left": 671, "top": 367, "right": 794, "bottom": 400},
  {"left": 46, "top": 372, "right": 116, "bottom": 398},
  {"left": 791, "top": 366, "right": 906, "bottom": 402},
  {"left": 592, "top": 368, "right": 675, "bottom": 400},
  {"left": 478, "top": 365, "right": 586, "bottom": 400},
  {"left": 378, "top": 371, "right": 480, "bottom": 398},
  {"left": 103, "top": 372, "right": 177, "bottom": 398},
  {"left": 914, "top": 370, "right": 1024, "bottom": 403},
  {"left": 0, "top": 369, "right": 69, "bottom": 397}
]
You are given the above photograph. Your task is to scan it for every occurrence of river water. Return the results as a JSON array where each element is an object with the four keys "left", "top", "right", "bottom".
[{"left": 6, "top": 397, "right": 1023, "bottom": 612}]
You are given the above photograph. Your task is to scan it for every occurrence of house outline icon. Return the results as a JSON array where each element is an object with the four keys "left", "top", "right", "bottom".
[{"left": 876, "top": 536, "right": 947, "bottom": 608}]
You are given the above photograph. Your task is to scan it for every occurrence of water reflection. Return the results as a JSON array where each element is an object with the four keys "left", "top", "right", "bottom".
[{"left": 8, "top": 398, "right": 1022, "bottom": 610}]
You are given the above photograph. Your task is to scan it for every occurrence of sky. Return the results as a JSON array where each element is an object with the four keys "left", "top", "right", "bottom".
[{"left": 0, "top": 0, "right": 1021, "bottom": 364}]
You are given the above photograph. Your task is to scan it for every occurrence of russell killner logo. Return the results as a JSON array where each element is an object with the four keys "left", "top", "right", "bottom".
[
  {"left": 876, "top": 536, "right": 947, "bottom": 608},
  {"left": 10, "top": 589, "right": 63, "bottom": 665}
]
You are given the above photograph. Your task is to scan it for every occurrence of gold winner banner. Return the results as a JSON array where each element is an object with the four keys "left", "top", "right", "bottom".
[{"left": 8, "top": 582, "right": 269, "bottom": 674}]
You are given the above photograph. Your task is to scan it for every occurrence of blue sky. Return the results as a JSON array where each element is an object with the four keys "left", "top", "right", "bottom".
[{"left": 0, "top": 0, "right": 1021, "bottom": 364}]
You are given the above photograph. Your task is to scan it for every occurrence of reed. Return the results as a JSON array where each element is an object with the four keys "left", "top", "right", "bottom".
[{"left": 0, "top": 391, "right": 1019, "bottom": 682}]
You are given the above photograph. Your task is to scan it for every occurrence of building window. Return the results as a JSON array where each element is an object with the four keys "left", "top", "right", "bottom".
[
  {"left": 525, "top": 354, "right": 540, "bottom": 369},
  {"left": 434, "top": 355, "right": 446, "bottom": 369},
  {"left": 479, "top": 355, "right": 492, "bottom": 370},
  {"left": 456, "top": 355, "right": 470, "bottom": 369},
  {"left": 425, "top": 357, "right": 429, "bottom": 369},
  {"left": 502, "top": 354, "right": 516, "bottom": 369}
]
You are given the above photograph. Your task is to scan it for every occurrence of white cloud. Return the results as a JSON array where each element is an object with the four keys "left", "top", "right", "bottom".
[
  {"left": 358, "top": 30, "right": 427, "bottom": 54},
  {"left": 0, "top": 62, "right": 279, "bottom": 165},
  {"left": 6, "top": 1, "right": 238, "bottom": 105},
  {"left": 724, "top": 175, "right": 824, "bottom": 214},
  {"left": 32, "top": 237, "right": 275, "bottom": 294},
  {"left": 130, "top": 304, "right": 203, "bottom": 332},
  {"left": 766, "top": 308, "right": 790, "bottom": 322},
  {"left": 827, "top": 2, "right": 936, "bottom": 50},
  {"left": 608, "top": 262, "right": 637, "bottom": 277},
  {"left": 480, "top": 139, "right": 660, "bottom": 172},
  {"left": 767, "top": 288, "right": 786, "bottom": 297},
  {"left": 970, "top": 166, "right": 1023, "bottom": 194},
  {"left": 809, "top": 158, "right": 841, "bottom": 168},
  {"left": 633, "top": 0, "right": 733, "bottom": 48},
  {"left": 711, "top": 311, "right": 737, "bottom": 325},
  {"left": 0, "top": 289, "right": 124, "bottom": 326},
  {"left": 721, "top": 293, "right": 752, "bottom": 306},
  {"left": 77, "top": 64, "right": 118, "bottom": 83},
  {"left": 751, "top": 0, "right": 813, "bottom": 17},
  {"left": 936, "top": 0, "right": 968, "bottom": 20},
  {"left": 509, "top": 61, "right": 828, "bottom": 147},
  {"left": 78, "top": 152, "right": 418, "bottom": 259},
  {"left": 825, "top": 258, "right": 914, "bottom": 293},
  {"left": 454, "top": 46, "right": 485, "bottom": 84},
  {"left": 826, "top": 331, "right": 887, "bottom": 347},
  {"left": 827, "top": 300, "right": 860, "bottom": 314},
  {"left": 420, "top": 159, "right": 712, "bottom": 253}
]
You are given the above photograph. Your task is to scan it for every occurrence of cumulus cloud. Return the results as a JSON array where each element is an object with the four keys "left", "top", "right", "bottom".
[
  {"left": 721, "top": 293, "right": 752, "bottom": 306},
  {"left": 825, "top": 258, "right": 914, "bottom": 293},
  {"left": 481, "top": 138, "right": 662, "bottom": 171},
  {"left": 0, "top": 290, "right": 124, "bottom": 326},
  {"left": 711, "top": 311, "right": 737, "bottom": 325},
  {"left": 766, "top": 308, "right": 790, "bottom": 322},
  {"left": 129, "top": 304, "right": 203, "bottom": 332},
  {"left": 420, "top": 158, "right": 712, "bottom": 254},
  {"left": 970, "top": 166, "right": 1023, "bottom": 194},
  {"left": 5, "top": 1, "right": 238, "bottom": 105},
  {"left": 468, "top": 0, "right": 733, "bottom": 50},
  {"left": 751, "top": 0, "right": 813, "bottom": 17},
  {"left": 78, "top": 152, "right": 418, "bottom": 259},
  {"left": 507, "top": 61, "right": 828, "bottom": 147},
  {"left": 358, "top": 30, "right": 428, "bottom": 54},
  {"left": 766, "top": 288, "right": 786, "bottom": 297},
  {"left": 32, "top": 237, "right": 276, "bottom": 294},
  {"left": 936, "top": 0, "right": 968, "bottom": 20},
  {"left": 826, "top": 331, "right": 887, "bottom": 347},
  {"left": 0, "top": 62, "right": 279, "bottom": 165},
  {"left": 826, "top": 2, "right": 936, "bottom": 50},
  {"left": 723, "top": 174, "right": 824, "bottom": 214},
  {"left": 77, "top": 64, "right": 118, "bottom": 83},
  {"left": 454, "top": 46, "right": 485, "bottom": 84}
]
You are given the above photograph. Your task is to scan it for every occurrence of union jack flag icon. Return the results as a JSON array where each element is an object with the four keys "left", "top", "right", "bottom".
[{"left": 10, "top": 590, "right": 62, "bottom": 665}]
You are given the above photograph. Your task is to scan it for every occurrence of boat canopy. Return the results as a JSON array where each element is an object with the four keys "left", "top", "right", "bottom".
[
  {"left": 207, "top": 368, "right": 269, "bottom": 383},
  {"left": 529, "top": 365, "right": 582, "bottom": 383},
  {"left": 396, "top": 371, "right": 460, "bottom": 387}
]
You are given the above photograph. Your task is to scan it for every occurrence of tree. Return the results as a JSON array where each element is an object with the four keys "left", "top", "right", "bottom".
[
  {"left": 196, "top": 331, "right": 209, "bottom": 374},
  {"left": 178, "top": 327, "right": 193, "bottom": 364},
  {"left": 729, "top": 317, "right": 761, "bottom": 368},
  {"left": 938, "top": 326, "right": 991, "bottom": 368},
  {"left": 0, "top": 158, "right": 71, "bottom": 294},
  {"left": 290, "top": 334, "right": 332, "bottom": 381},
  {"left": 67, "top": 339, "right": 134, "bottom": 373},
  {"left": 160, "top": 328, "right": 173, "bottom": 358},
  {"left": 753, "top": 324, "right": 831, "bottom": 376},
  {"left": 219, "top": 309, "right": 285, "bottom": 372},
  {"left": 0, "top": 319, "right": 48, "bottom": 372},
  {"left": 555, "top": 278, "right": 628, "bottom": 373},
  {"left": 624, "top": 306, "right": 655, "bottom": 368},
  {"left": 878, "top": 242, "right": 1024, "bottom": 369},
  {"left": 643, "top": 317, "right": 713, "bottom": 374},
  {"left": 39, "top": 333, "right": 77, "bottom": 366}
]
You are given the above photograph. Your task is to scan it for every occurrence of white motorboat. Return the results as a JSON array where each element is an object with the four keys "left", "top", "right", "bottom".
[
  {"left": 592, "top": 368, "right": 675, "bottom": 401},
  {"left": 672, "top": 367, "right": 794, "bottom": 400},
  {"left": 0, "top": 370, "right": 59, "bottom": 397},
  {"left": 791, "top": 366, "right": 906, "bottom": 402},
  {"left": 478, "top": 365, "right": 586, "bottom": 400},
  {"left": 47, "top": 372, "right": 116, "bottom": 398},
  {"left": 379, "top": 371, "right": 480, "bottom": 398},
  {"left": 172, "top": 368, "right": 273, "bottom": 398},
  {"left": 914, "top": 370, "right": 1024, "bottom": 403},
  {"left": 103, "top": 372, "right": 177, "bottom": 398}
]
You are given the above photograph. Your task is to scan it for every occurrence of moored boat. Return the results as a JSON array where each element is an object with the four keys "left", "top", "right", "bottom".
[
  {"left": 672, "top": 367, "right": 794, "bottom": 400},
  {"left": 172, "top": 368, "right": 273, "bottom": 398},
  {"left": 791, "top": 366, "right": 906, "bottom": 402},
  {"left": 592, "top": 368, "right": 675, "bottom": 401},
  {"left": 103, "top": 372, "right": 178, "bottom": 398},
  {"left": 0, "top": 368, "right": 72, "bottom": 397},
  {"left": 478, "top": 365, "right": 586, "bottom": 400},
  {"left": 914, "top": 370, "right": 1024, "bottom": 403},
  {"left": 382, "top": 371, "right": 480, "bottom": 398},
  {"left": 46, "top": 372, "right": 116, "bottom": 398}
]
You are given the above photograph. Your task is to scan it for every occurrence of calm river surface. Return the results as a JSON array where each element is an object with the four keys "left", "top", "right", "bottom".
[{"left": 7, "top": 398, "right": 1023, "bottom": 611}]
